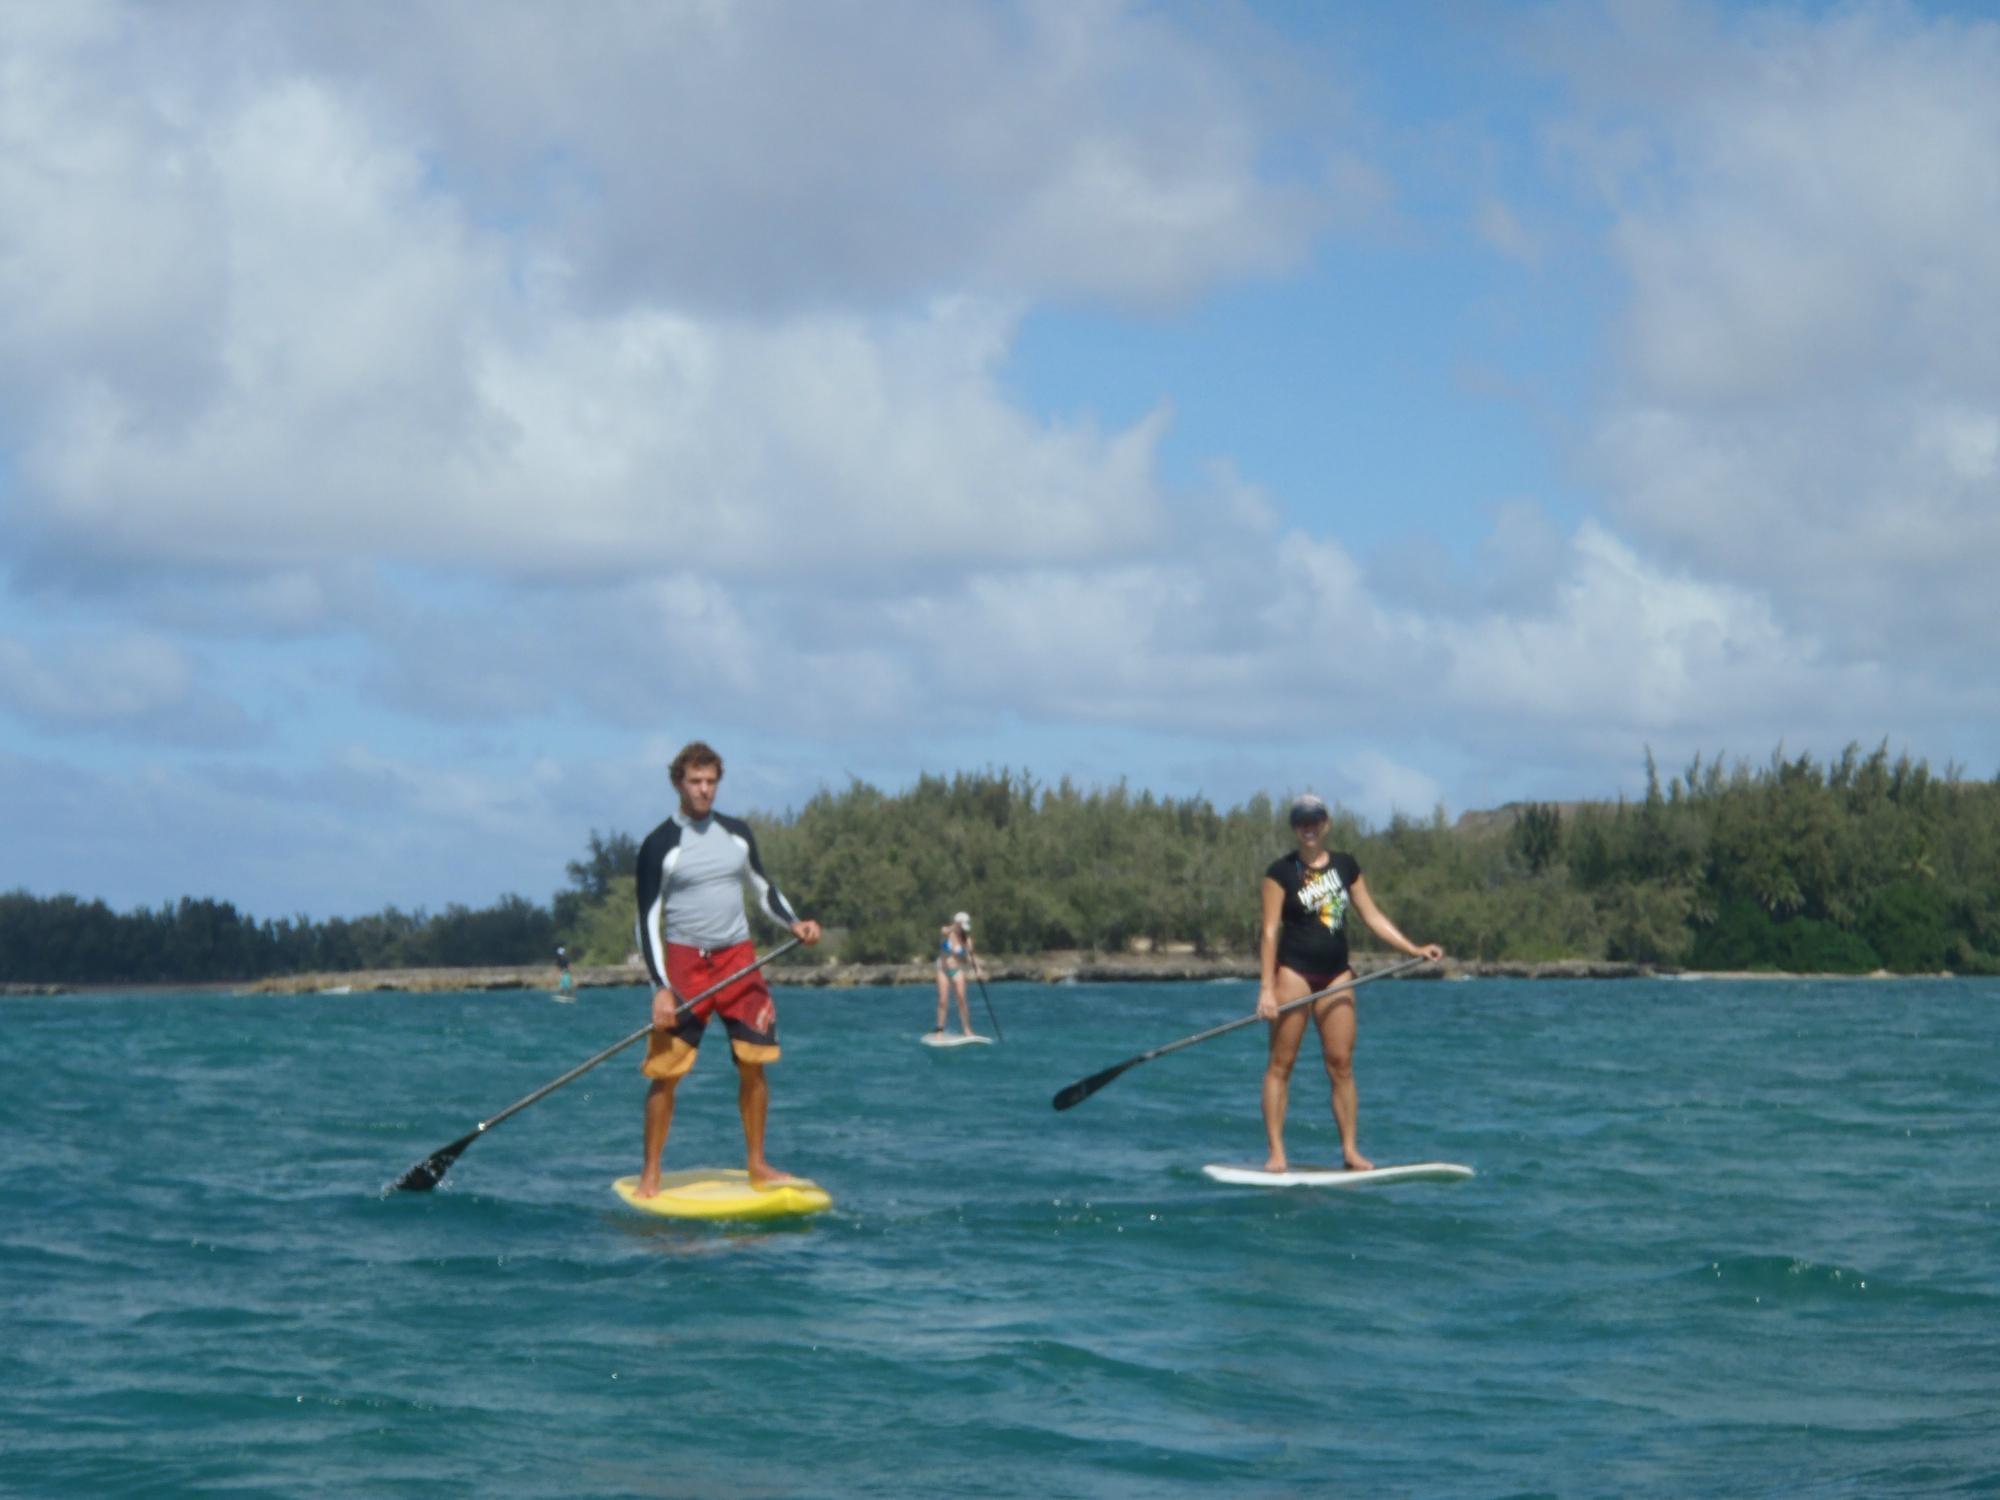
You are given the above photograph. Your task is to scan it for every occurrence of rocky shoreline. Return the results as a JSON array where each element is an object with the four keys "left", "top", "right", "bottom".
[
  {"left": 3, "top": 953, "right": 1672, "bottom": 997},
  {"left": 9, "top": 954, "right": 1947, "bottom": 998},
  {"left": 240, "top": 952, "right": 1676, "bottom": 994}
]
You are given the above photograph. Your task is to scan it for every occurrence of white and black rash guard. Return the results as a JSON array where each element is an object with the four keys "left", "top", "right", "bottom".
[{"left": 634, "top": 810, "right": 801, "bottom": 988}]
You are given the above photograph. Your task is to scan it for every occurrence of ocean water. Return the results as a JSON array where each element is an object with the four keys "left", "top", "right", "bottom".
[{"left": 2, "top": 975, "right": 1995, "bottom": 1498}]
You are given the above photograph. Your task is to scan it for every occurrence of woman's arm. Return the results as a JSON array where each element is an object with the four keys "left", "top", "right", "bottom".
[
  {"left": 1349, "top": 874, "right": 1444, "bottom": 961},
  {"left": 1256, "top": 877, "right": 1285, "bottom": 1018}
]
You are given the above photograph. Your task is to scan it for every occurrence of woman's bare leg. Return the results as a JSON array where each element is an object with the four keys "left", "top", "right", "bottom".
[
  {"left": 1260, "top": 967, "right": 1314, "bottom": 1170},
  {"left": 1313, "top": 984, "right": 1371, "bottom": 1170}
]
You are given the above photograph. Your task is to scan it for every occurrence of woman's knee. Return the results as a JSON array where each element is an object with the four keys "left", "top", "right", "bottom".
[{"left": 1265, "top": 1044, "right": 1302, "bottom": 1079}]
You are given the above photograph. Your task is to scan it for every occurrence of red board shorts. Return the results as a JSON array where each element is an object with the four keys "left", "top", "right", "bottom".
[{"left": 642, "top": 940, "right": 779, "bottom": 1079}]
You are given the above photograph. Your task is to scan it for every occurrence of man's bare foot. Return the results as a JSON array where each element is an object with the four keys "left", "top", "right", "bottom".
[
  {"left": 1262, "top": 1154, "right": 1288, "bottom": 1173},
  {"left": 635, "top": 1171, "right": 661, "bottom": 1199},
  {"left": 1343, "top": 1149, "right": 1375, "bottom": 1172},
  {"left": 747, "top": 1161, "right": 798, "bottom": 1187}
]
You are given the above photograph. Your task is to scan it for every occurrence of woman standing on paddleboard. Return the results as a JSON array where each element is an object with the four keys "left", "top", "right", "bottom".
[
  {"left": 933, "top": 911, "right": 980, "bottom": 1037},
  {"left": 1257, "top": 793, "right": 1443, "bottom": 1173}
]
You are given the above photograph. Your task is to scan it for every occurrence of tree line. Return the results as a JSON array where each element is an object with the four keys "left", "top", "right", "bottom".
[
  {"left": 0, "top": 891, "right": 571, "bottom": 986},
  {"left": 5, "top": 744, "right": 1997, "bottom": 983},
  {"left": 724, "top": 745, "right": 2000, "bottom": 973}
]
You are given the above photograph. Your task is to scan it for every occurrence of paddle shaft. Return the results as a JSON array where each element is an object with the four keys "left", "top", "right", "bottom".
[
  {"left": 1051, "top": 954, "right": 1433, "bottom": 1111},
  {"left": 973, "top": 966, "right": 1003, "bottom": 1040},
  {"left": 388, "top": 935, "right": 802, "bottom": 1191}
]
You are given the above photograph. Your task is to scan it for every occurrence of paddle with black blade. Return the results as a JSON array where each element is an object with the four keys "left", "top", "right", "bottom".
[
  {"left": 1050, "top": 953, "right": 1434, "bottom": 1111},
  {"left": 387, "top": 936, "right": 803, "bottom": 1192}
]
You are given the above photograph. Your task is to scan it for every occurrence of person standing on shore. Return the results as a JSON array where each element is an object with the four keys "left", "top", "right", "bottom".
[
  {"left": 1256, "top": 793, "right": 1443, "bottom": 1172},
  {"left": 634, "top": 741, "right": 822, "bottom": 1196},
  {"left": 932, "top": 911, "right": 981, "bottom": 1037}
]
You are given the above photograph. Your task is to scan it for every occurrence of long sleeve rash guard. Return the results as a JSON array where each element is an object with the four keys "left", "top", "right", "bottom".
[{"left": 634, "top": 811, "right": 801, "bottom": 989}]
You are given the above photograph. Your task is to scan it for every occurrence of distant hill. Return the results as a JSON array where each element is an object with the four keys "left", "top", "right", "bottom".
[{"left": 1451, "top": 801, "right": 1600, "bottom": 839}]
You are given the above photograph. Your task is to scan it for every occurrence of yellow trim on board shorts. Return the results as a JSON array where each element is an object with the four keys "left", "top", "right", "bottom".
[{"left": 641, "top": 1029, "right": 698, "bottom": 1080}]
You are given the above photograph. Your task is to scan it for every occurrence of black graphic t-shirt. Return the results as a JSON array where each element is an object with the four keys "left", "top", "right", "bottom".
[{"left": 1265, "top": 850, "right": 1363, "bottom": 979}]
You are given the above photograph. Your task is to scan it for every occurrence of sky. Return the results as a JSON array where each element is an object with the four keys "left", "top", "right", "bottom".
[{"left": 4, "top": 0, "right": 1999, "bottom": 919}]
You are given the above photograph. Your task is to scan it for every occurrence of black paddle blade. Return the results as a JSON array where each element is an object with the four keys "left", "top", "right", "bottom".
[
  {"left": 387, "top": 1131, "right": 476, "bottom": 1193},
  {"left": 1052, "top": 1060, "right": 1133, "bottom": 1111}
]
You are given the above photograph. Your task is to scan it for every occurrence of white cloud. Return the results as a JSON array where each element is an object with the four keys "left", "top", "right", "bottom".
[
  {"left": 286, "top": 0, "right": 1345, "bottom": 311},
  {"left": 1330, "top": 750, "right": 1445, "bottom": 822},
  {"left": 357, "top": 506, "right": 1851, "bottom": 776},
  {"left": 4, "top": 7, "right": 1196, "bottom": 589},
  {"left": 0, "top": 629, "right": 255, "bottom": 743},
  {"left": 0, "top": 631, "right": 185, "bottom": 722},
  {"left": 11, "top": 0, "right": 2000, "bottom": 921},
  {"left": 1475, "top": 196, "right": 1541, "bottom": 266},
  {"left": 0, "top": 743, "right": 607, "bottom": 914},
  {"left": 1426, "top": 521, "right": 1821, "bottom": 726},
  {"left": 1554, "top": 1, "right": 2000, "bottom": 665}
]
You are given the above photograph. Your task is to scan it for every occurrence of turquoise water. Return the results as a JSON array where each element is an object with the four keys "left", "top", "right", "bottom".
[{"left": 3, "top": 976, "right": 1995, "bottom": 1497}]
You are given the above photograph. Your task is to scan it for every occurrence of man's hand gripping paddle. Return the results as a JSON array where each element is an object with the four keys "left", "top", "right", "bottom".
[{"left": 386, "top": 936, "right": 802, "bottom": 1192}]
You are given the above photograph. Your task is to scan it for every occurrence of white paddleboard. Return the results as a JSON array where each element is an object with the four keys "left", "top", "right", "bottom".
[
  {"left": 1202, "top": 1162, "right": 1474, "bottom": 1189},
  {"left": 920, "top": 1031, "right": 995, "bottom": 1048}
]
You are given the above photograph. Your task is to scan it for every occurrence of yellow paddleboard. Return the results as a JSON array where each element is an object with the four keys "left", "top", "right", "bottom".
[{"left": 612, "top": 1169, "right": 832, "bottom": 1222}]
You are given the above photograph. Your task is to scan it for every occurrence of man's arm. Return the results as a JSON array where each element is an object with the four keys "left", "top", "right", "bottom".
[
  {"left": 634, "top": 821, "right": 680, "bottom": 989},
  {"left": 720, "top": 816, "right": 801, "bottom": 928},
  {"left": 721, "top": 816, "right": 822, "bottom": 945}
]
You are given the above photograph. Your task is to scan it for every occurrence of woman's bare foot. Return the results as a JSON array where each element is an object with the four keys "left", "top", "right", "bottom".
[
  {"left": 635, "top": 1170, "right": 661, "bottom": 1198},
  {"left": 1262, "top": 1154, "right": 1288, "bottom": 1173},
  {"left": 1343, "top": 1149, "right": 1375, "bottom": 1172},
  {"left": 747, "top": 1160, "right": 798, "bottom": 1187}
]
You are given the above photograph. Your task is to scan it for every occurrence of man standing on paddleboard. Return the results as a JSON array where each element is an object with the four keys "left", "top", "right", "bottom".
[
  {"left": 1257, "top": 793, "right": 1443, "bottom": 1173},
  {"left": 634, "top": 741, "right": 821, "bottom": 1197}
]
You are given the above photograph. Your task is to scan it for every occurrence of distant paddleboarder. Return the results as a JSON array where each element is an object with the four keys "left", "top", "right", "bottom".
[
  {"left": 932, "top": 911, "right": 981, "bottom": 1037},
  {"left": 1257, "top": 793, "right": 1443, "bottom": 1173},
  {"left": 554, "top": 945, "right": 574, "bottom": 995},
  {"left": 634, "top": 740, "right": 822, "bottom": 1197}
]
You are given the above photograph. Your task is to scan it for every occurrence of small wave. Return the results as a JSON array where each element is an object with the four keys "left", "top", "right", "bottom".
[{"left": 1688, "top": 1253, "right": 1996, "bottom": 1311}]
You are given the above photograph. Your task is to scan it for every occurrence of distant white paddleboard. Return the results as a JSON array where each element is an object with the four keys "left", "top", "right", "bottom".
[
  {"left": 1202, "top": 1162, "right": 1474, "bottom": 1189},
  {"left": 920, "top": 1031, "right": 995, "bottom": 1048}
]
